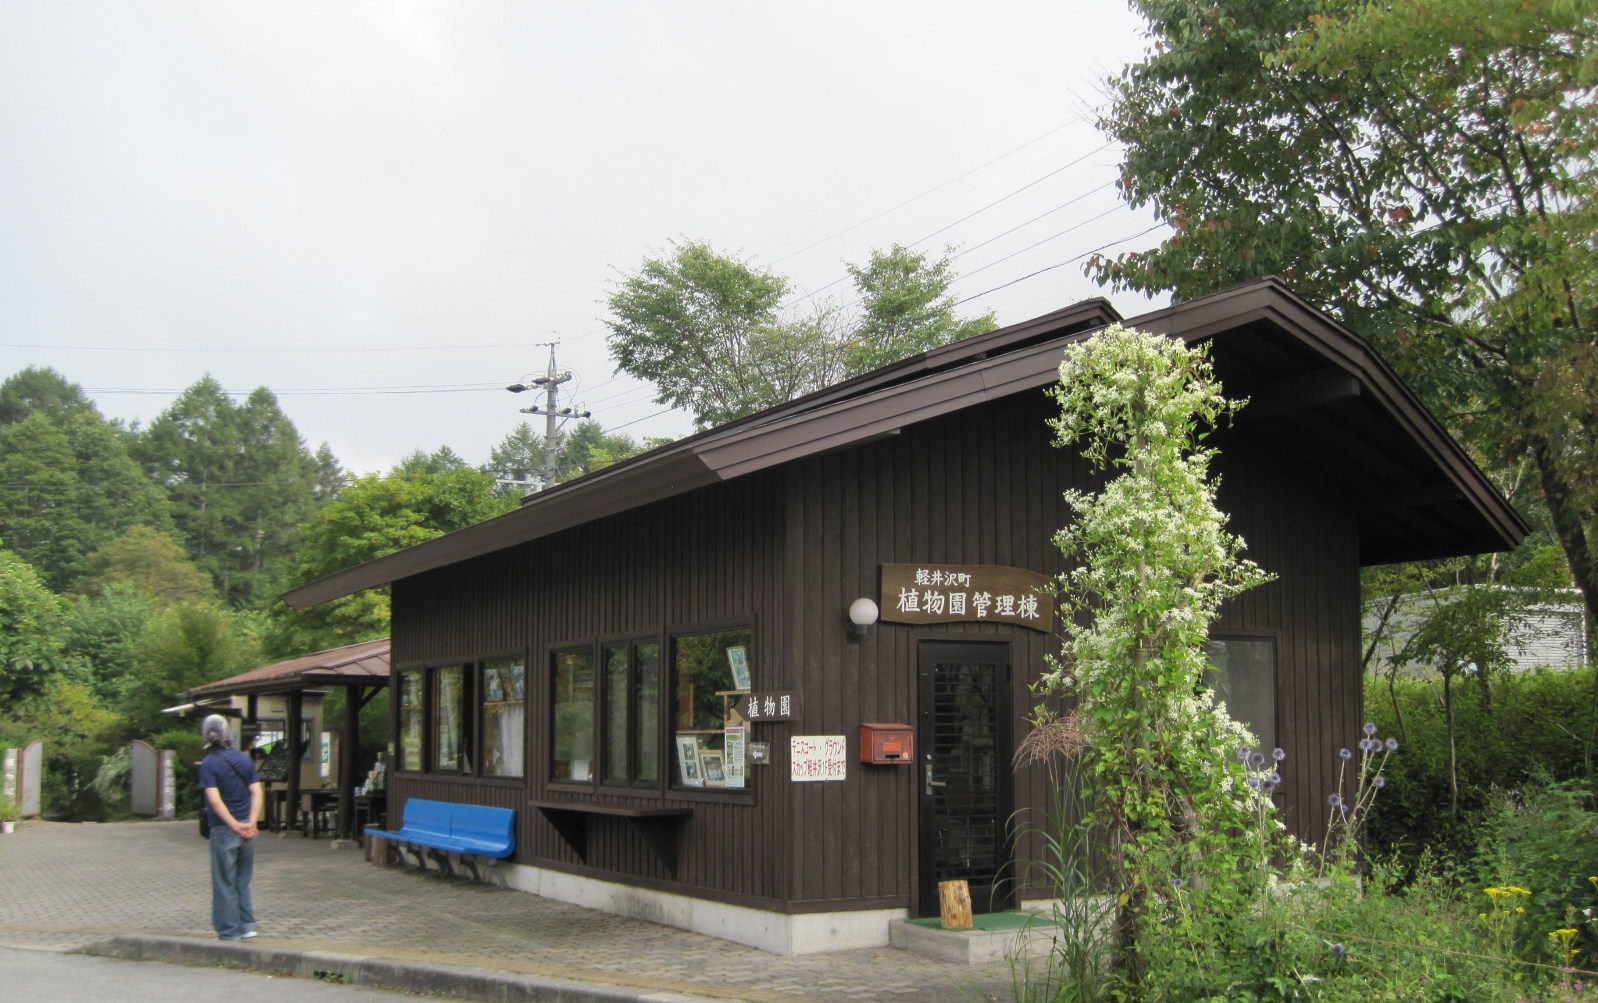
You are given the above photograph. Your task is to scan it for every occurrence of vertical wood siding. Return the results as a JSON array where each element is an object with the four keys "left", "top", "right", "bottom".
[{"left": 388, "top": 386, "right": 1361, "bottom": 917}]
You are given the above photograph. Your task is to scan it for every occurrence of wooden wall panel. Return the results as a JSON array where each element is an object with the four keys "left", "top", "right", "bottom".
[{"left": 387, "top": 385, "right": 1363, "bottom": 917}]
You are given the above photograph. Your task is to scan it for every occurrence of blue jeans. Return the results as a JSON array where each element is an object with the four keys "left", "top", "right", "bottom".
[{"left": 208, "top": 825, "right": 256, "bottom": 939}]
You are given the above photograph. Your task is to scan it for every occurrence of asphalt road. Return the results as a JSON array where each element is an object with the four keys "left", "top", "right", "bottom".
[{"left": 0, "top": 945, "right": 424, "bottom": 1002}]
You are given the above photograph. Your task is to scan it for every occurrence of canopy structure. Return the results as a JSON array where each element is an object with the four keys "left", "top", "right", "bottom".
[{"left": 183, "top": 638, "right": 389, "bottom": 842}]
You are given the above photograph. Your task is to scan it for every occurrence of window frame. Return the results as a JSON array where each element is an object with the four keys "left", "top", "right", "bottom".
[
  {"left": 478, "top": 653, "right": 528, "bottom": 780},
  {"left": 599, "top": 635, "right": 663, "bottom": 790},
  {"left": 1203, "top": 634, "right": 1280, "bottom": 753},
  {"left": 548, "top": 642, "right": 598, "bottom": 787},
  {"left": 396, "top": 667, "right": 425, "bottom": 774},
  {"left": 431, "top": 662, "right": 473, "bottom": 774},
  {"left": 667, "top": 623, "right": 754, "bottom": 796}
]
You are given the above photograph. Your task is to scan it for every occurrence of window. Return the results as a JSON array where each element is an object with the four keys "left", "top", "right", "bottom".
[
  {"left": 671, "top": 628, "right": 751, "bottom": 790},
  {"left": 602, "top": 640, "right": 661, "bottom": 786},
  {"left": 433, "top": 664, "right": 472, "bottom": 773},
  {"left": 551, "top": 647, "right": 595, "bottom": 783},
  {"left": 1205, "top": 637, "right": 1278, "bottom": 750},
  {"left": 481, "top": 657, "right": 526, "bottom": 778},
  {"left": 398, "top": 670, "right": 424, "bottom": 771}
]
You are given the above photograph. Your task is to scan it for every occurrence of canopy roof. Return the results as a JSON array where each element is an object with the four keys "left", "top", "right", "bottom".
[
  {"left": 184, "top": 638, "right": 390, "bottom": 700},
  {"left": 282, "top": 278, "right": 1527, "bottom": 610}
]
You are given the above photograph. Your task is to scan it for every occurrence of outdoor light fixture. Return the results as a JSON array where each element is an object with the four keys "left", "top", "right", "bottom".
[{"left": 847, "top": 597, "right": 880, "bottom": 641}]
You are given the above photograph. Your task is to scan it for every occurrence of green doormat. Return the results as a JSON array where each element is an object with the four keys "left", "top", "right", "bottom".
[{"left": 907, "top": 911, "right": 1037, "bottom": 932}]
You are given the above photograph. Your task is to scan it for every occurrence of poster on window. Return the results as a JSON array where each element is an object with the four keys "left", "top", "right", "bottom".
[
  {"left": 791, "top": 735, "right": 848, "bottom": 782},
  {"left": 727, "top": 645, "right": 751, "bottom": 691},
  {"left": 675, "top": 736, "right": 703, "bottom": 787},
  {"left": 723, "top": 728, "right": 746, "bottom": 788}
]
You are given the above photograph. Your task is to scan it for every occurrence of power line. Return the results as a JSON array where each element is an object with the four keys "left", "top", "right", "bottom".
[
  {"left": 3, "top": 341, "right": 543, "bottom": 355},
  {"left": 769, "top": 114, "right": 1095, "bottom": 266},
  {"left": 952, "top": 222, "right": 1168, "bottom": 308}
]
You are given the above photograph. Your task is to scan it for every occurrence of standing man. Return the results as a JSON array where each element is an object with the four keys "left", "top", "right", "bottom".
[{"left": 199, "top": 714, "right": 263, "bottom": 941}]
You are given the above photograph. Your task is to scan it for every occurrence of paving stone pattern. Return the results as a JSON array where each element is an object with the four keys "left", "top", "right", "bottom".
[{"left": 0, "top": 821, "right": 1014, "bottom": 1002}]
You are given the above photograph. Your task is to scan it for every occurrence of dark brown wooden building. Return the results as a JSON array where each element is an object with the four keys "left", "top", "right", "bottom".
[{"left": 283, "top": 279, "right": 1524, "bottom": 954}]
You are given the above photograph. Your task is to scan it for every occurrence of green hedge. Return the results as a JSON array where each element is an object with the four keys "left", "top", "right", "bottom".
[{"left": 1365, "top": 667, "right": 1598, "bottom": 864}]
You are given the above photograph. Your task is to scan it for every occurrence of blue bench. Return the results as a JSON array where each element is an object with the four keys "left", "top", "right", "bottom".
[{"left": 366, "top": 798, "right": 515, "bottom": 883}]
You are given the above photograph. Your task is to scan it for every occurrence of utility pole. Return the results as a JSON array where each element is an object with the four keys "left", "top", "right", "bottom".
[{"left": 505, "top": 343, "right": 591, "bottom": 492}]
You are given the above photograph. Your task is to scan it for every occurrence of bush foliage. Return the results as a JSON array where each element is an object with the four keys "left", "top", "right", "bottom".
[{"left": 1366, "top": 668, "right": 1598, "bottom": 864}]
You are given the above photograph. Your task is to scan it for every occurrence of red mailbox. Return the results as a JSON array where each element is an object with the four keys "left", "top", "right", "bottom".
[{"left": 859, "top": 723, "right": 914, "bottom": 765}]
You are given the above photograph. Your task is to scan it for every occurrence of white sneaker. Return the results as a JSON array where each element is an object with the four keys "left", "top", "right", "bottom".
[{"left": 241, "top": 930, "right": 259, "bottom": 940}]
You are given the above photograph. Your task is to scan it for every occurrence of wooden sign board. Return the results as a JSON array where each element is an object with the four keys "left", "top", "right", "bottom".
[
  {"left": 738, "top": 692, "right": 801, "bottom": 722},
  {"left": 879, "top": 564, "right": 1055, "bottom": 633}
]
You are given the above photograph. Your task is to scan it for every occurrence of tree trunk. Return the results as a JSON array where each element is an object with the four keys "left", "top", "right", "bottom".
[
  {"left": 1530, "top": 435, "right": 1598, "bottom": 661},
  {"left": 1443, "top": 671, "right": 1459, "bottom": 819}
]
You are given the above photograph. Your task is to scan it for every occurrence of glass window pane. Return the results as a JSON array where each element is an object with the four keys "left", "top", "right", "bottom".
[
  {"left": 481, "top": 657, "right": 526, "bottom": 778},
  {"left": 671, "top": 629, "right": 750, "bottom": 789},
  {"left": 603, "top": 645, "right": 629, "bottom": 783},
  {"left": 552, "top": 647, "right": 595, "bottom": 783},
  {"left": 399, "top": 670, "right": 423, "bottom": 772},
  {"left": 1205, "top": 637, "right": 1277, "bottom": 749},
  {"left": 636, "top": 642, "right": 660, "bottom": 783},
  {"left": 434, "top": 665, "right": 468, "bottom": 772}
]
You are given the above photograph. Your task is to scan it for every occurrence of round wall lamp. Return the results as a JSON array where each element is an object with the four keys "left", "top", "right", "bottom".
[{"left": 847, "top": 597, "right": 880, "bottom": 641}]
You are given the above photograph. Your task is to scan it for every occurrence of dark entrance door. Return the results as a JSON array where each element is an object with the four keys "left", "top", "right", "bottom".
[{"left": 917, "top": 640, "right": 1014, "bottom": 917}]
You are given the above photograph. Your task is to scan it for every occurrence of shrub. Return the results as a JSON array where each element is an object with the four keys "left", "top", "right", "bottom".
[
  {"left": 1474, "top": 776, "right": 1598, "bottom": 960},
  {"left": 1366, "top": 668, "right": 1598, "bottom": 865}
]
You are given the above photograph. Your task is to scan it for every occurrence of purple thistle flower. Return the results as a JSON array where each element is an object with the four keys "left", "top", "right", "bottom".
[
  {"left": 1328, "top": 794, "right": 1343, "bottom": 808},
  {"left": 1267, "top": 772, "right": 1281, "bottom": 786},
  {"left": 1372, "top": 775, "right": 1387, "bottom": 789},
  {"left": 1359, "top": 738, "right": 1376, "bottom": 752},
  {"left": 1385, "top": 737, "right": 1399, "bottom": 751},
  {"left": 1331, "top": 943, "right": 1347, "bottom": 958},
  {"left": 1363, "top": 722, "right": 1378, "bottom": 736},
  {"left": 1246, "top": 777, "right": 1262, "bottom": 790},
  {"left": 1236, "top": 747, "right": 1253, "bottom": 763},
  {"left": 1249, "top": 751, "right": 1267, "bottom": 768},
  {"left": 1171, "top": 877, "right": 1184, "bottom": 889},
  {"left": 1272, "top": 747, "right": 1287, "bottom": 761},
  {"left": 1339, "top": 748, "right": 1353, "bottom": 760}
]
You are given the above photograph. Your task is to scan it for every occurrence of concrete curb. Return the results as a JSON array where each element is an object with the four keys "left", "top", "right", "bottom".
[{"left": 78, "top": 935, "right": 728, "bottom": 1003}]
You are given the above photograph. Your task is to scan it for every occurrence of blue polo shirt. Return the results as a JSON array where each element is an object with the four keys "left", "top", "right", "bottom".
[{"left": 199, "top": 746, "right": 257, "bottom": 825}]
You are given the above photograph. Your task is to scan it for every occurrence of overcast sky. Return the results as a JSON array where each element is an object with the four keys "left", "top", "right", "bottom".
[{"left": 0, "top": 1, "right": 1168, "bottom": 476}]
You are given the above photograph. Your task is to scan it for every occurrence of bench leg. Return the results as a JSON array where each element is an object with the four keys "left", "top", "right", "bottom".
[
  {"left": 486, "top": 861, "right": 507, "bottom": 888},
  {"left": 427, "top": 848, "right": 456, "bottom": 878},
  {"left": 401, "top": 843, "right": 429, "bottom": 870}
]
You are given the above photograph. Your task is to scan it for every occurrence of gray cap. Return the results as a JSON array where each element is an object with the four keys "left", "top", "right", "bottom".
[{"left": 201, "top": 714, "right": 231, "bottom": 746}]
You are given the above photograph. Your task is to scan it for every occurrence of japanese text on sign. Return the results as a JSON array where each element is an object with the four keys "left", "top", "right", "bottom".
[
  {"left": 878, "top": 564, "right": 1055, "bottom": 633},
  {"left": 791, "top": 735, "right": 848, "bottom": 782},
  {"left": 739, "top": 692, "right": 800, "bottom": 722}
]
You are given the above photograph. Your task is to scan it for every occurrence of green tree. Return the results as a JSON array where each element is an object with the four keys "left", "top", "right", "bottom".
[
  {"left": 606, "top": 240, "right": 821, "bottom": 430},
  {"left": 842, "top": 244, "right": 997, "bottom": 373},
  {"left": 606, "top": 240, "right": 995, "bottom": 430},
  {"left": 1031, "top": 324, "right": 1273, "bottom": 987},
  {"left": 134, "top": 377, "right": 327, "bottom": 608},
  {"left": 485, "top": 419, "right": 648, "bottom": 496},
  {"left": 1093, "top": 0, "right": 1598, "bottom": 641},
  {"left": 64, "top": 583, "right": 156, "bottom": 704},
  {"left": 268, "top": 464, "right": 513, "bottom": 655},
  {"left": 0, "top": 546, "right": 69, "bottom": 705},
  {"left": 76, "top": 525, "right": 215, "bottom": 604},
  {"left": 229, "top": 387, "right": 324, "bottom": 604},
  {"left": 0, "top": 370, "right": 173, "bottom": 592},
  {"left": 122, "top": 600, "right": 262, "bottom": 738},
  {"left": 0, "top": 366, "right": 98, "bottom": 425}
]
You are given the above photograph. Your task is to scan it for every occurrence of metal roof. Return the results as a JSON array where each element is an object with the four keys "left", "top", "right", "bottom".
[
  {"left": 183, "top": 638, "right": 390, "bottom": 699},
  {"left": 281, "top": 278, "right": 1526, "bottom": 610}
]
